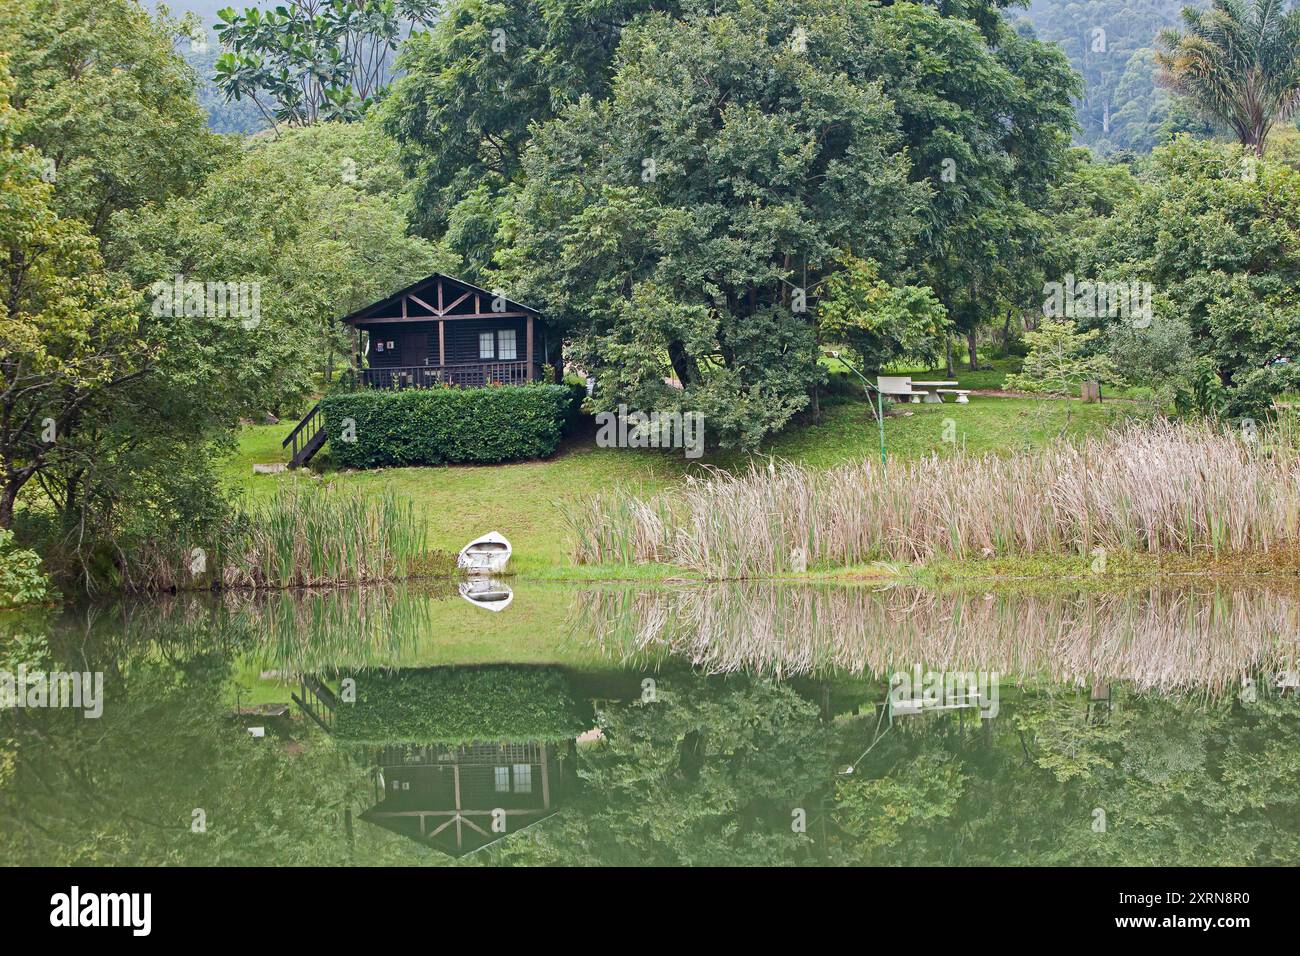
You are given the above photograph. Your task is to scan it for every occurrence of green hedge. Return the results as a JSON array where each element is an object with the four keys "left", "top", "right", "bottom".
[
  {"left": 320, "top": 383, "right": 580, "bottom": 468},
  {"left": 331, "top": 666, "right": 592, "bottom": 744}
]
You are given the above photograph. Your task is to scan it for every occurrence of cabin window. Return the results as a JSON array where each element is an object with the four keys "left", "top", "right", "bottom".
[
  {"left": 512, "top": 763, "right": 532, "bottom": 794},
  {"left": 494, "top": 767, "right": 510, "bottom": 792},
  {"left": 479, "top": 332, "right": 495, "bottom": 360},
  {"left": 498, "top": 329, "right": 517, "bottom": 360}
]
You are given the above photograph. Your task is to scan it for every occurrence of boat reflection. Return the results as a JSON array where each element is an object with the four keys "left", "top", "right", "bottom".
[{"left": 459, "top": 578, "right": 514, "bottom": 612}]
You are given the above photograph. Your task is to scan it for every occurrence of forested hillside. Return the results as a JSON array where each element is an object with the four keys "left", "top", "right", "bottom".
[{"left": 1015, "top": 0, "right": 1216, "bottom": 153}]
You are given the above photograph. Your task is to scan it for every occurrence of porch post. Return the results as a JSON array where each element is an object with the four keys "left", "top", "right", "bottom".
[
  {"left": 438, "top": 320, "right": 445, "bottom": 367},
  {"left": 354, "top": 328, "right": 362, "bottom": 388},
  {"left": 526, "top": 315, "right": 534, "bottom": 381}
]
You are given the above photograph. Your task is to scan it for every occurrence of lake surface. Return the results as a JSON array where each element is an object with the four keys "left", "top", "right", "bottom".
[{"left": 2, "top": 578, "right": 1298, "bottom": 865}]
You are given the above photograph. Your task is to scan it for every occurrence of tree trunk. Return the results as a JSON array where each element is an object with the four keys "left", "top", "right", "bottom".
[
  {"left": 62, "top": 468, "right": 83, "bottom": 527},
  {"left": 966, "top": 327, "right": 981, "bottom": 371},
  {"left": 0, "top": 480, "right": 18, "bottom": 530},
  {"left": 945, "top": 337, "right": 955, "bottom": 377},
  {"left": 667, "top": 340, "right": 697, "bottom": 388}
]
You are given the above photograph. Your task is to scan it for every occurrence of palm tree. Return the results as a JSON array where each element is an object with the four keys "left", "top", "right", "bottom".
[{"left": 1157, "top": 0, "right": 1300, "bottom": 155}]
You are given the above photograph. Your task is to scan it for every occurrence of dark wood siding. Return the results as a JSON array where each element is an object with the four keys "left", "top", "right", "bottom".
[
  {"left": 362, "top": 318, "right": 528, "bottom": 368},
  {"left": 445, "top": 318, "right": 528, "bottom": 364},
  {"left": 363, "top": 322, "right": 436, "bottom": 368}
]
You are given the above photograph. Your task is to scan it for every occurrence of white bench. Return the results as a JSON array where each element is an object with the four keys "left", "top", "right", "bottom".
[
  {"left": 936, "top": 388, "right": 971, "bottom": 404},
  {"left": 876, "top": 375, "right": 927, "bottom": 404}
]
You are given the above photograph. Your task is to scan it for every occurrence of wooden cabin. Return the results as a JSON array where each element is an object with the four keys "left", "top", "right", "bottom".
[
  {"left": 283, "top": 274, "right": 550, "bottom": 466},
  {"left": 342, "top": 273, "right": 547, "bottom": 389},
  {"left": 360, "top": 741, "right": 569, "bottom": 857}
]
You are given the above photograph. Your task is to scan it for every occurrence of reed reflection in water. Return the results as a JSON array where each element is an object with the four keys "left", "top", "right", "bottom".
[
  {"left": 574, "top": 581, "right": 1300, "bottom": 696},
  {"left": 109, "top": 584, "right": 448, "bottom": 673}
]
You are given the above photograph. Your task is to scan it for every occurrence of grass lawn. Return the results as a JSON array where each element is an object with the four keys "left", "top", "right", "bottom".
[{"left": 222, "top": 393, "right": 1149, "bottom": 576}]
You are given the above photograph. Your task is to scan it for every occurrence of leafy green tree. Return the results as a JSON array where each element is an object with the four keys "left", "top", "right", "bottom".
[
  {"left": 1004, "top": 320, "right": 1119, "bottom": 395},
  {"left": 381, "top": 0, "right": 669, "bottom": 262},
  {"left": 0, "top": 529, "right": 52, "bottom": 608},
  {"left": 110, "top": 120, "right": 452, "bottom": 407},
  {"left": 1157, "top": 0, "right": 1300, "bottom": 156},
  {"left": 1085, "top": 136, "right": 1300, "bottom": 415},
  {"left": 213, "top": 0, "right": 440, "bottom": 128},
  {"left": 816, "top": 255, "right": 951, "bottom": 373},
  {"left": 1040, "top": 149, "right": 1142, "bottom": 284},
  {"left": 501, "top": 0, "right": 935, "bottom": 448},
  {"left": 867, "top": 3, "right": 1078, "bottom": 370},
  {"left": 0, "top": 73, "right": 148, "bottom": 531},
  {"left": 0, "top": 0, "right": 229, "bottom": 243}
]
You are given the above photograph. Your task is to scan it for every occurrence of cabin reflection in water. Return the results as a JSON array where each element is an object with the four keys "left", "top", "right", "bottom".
[
  {"left": 362, "top": 741, "right": 570, "bottom": 856},
  {"left": 298, "top": 665, "right": 588, "bottom": 855}
]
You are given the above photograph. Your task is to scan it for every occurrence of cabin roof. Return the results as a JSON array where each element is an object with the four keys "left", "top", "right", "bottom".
[
  {"left": 360, "top": 806, "right": 558, "bottom": 858},
  {"left": 341, "top": 273, "right": 541, "bottom": 326}
]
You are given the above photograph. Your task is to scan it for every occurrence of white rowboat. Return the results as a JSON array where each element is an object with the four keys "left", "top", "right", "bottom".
[{"left": 457, "top": 531, "right": 512, "bottom": 575}]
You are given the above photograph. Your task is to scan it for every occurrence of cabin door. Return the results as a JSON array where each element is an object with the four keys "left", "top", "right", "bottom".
[{"left": 399, "top": 332, "right": 428, "bottom": 368}]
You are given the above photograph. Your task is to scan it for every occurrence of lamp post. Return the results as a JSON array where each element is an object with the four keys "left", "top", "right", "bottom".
[{"left": 825, "top": 350, "right": 886, "bottom": 467}]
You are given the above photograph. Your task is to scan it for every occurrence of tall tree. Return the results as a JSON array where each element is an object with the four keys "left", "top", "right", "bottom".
[
  {"left": 859, "top": 3, "right": 1079, "bottom": 370},
  {"left": 213, "top": 0, "right": 441, "bottom": 128},
  {"left": 0, "top": 67, "right": 147, "bottom": 530},
  {"left": 501, "top": 0, "right": 928, "bottom": 448},
  {"left": 1157, "top": 0, "right": 1300, "bottom": 156},
  {"left": 1085, "top": 136, "right": 1300, "bottom": 416},
  {"left": 0, "top": 0, "right": 229, "bottom": 244},
  {"left": 381, "top": 0, "right": 673, "bottom": 270},
  {"left": 110, "top": 120, "right": 452, "bottom": 409}
]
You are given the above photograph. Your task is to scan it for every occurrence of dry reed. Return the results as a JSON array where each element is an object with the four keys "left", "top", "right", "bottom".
[{"left": 563, "top": 420, "right": 1300, "bottom": 576}]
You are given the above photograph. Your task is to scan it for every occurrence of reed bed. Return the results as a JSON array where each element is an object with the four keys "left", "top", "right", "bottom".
[
  {"left": 573, "top": 581, "right": 1300, "bottom": 699},
  {"left": 563, "top": 420, "right": 1300, "bottom": 576},
  {"left": 128, "top": 486, "right": 428, "bottom": 591}
]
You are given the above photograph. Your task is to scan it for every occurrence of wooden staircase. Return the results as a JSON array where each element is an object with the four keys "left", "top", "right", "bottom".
[
  {"left": 292, "top": 674, "right": 338, "bottom": 733},
  {"left": 283, "top": 401, "right": 327, "bottom": 468}
]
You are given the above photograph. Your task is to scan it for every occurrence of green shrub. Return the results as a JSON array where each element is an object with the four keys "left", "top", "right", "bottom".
[
  {"left": 332, "top": 666, "right": 592, "bottom": 743},
  {"left": 0, "top": 530, "right": 52, "bottom": 609},
  {"left": 1004, "top": 320, "right": 1117, "bottom": 396},
  {"left": 321, "top": 384, "right": 580, "bottom": 468}
]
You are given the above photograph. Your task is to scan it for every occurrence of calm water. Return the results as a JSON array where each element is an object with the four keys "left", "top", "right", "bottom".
[{"left": 2, "top": 579, "right": 1298, "bottom": 865}]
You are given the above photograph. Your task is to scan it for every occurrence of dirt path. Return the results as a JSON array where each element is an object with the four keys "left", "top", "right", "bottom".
[{"left": 971, "top": 388, "right": 1146, "bottom": 404}]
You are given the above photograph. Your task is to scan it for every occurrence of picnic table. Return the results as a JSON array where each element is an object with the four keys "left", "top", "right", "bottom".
[{"left": 877, "top": 376, "right": 971, "bottom": 404}]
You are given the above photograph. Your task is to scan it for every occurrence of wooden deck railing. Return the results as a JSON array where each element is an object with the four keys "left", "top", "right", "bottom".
[
  {"left": 292, "top": 675, "right": 337, "bottom": 733},
  {"left": 358, "top": 362, "right": 535, "bottom": 390},
  {"left": 281, "top": 400, "right": 324, "bottom": 467}
]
